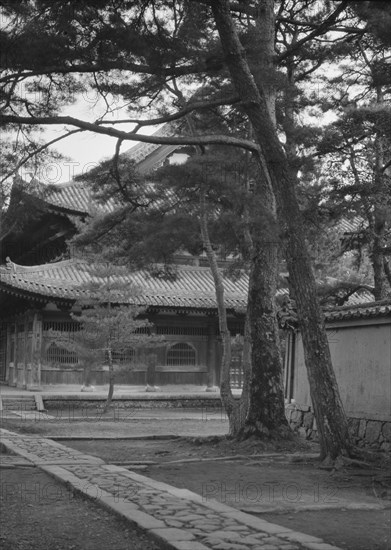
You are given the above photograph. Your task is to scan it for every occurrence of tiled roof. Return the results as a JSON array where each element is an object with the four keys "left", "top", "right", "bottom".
[
  {"left": 337, "top": 216, "right": 365, "bottom": 234},
  {"left": 122, "top": 123, "right": 179, "bottom": 170},
  {"left": 278, "top": 295, "right": 391, "bottom": 328},
  {"left": 0, "top": 259, "right": 248, "bottom": 312},
  {"left": 344, "top": 289, "right": 374, "bottom": 305},
  {"left": 324, "top": 300, "right": 391, "bottom": 322},
  {"left": 30, "top": 124, "right": 180, "bottom": 215},
  {"left": 39, "top": 181, "right": 117, "bottom": 214},
  {"left": 1, "top": 259, "right": 389, "bottom": 321}
]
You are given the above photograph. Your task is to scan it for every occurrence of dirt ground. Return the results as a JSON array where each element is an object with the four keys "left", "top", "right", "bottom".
[
  {"left": 0, "top": 464, "right": 166, "bottom": 550},
  {"left": 63, "top": 438, "right": 391, "bottom": 550},
  {"left": 0, "top": 413, "right": 229, "bottom": 438},
  {"left": 2, "top": 415, "right": 390, "bottom": 550}
]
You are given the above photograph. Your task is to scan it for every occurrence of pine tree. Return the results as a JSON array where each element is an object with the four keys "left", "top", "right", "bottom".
[
  {"left": 1, "top": 0, "right": 384, "bottom": 459},
  {"left": 50, "top": 260, "right": 161, "bottom": 411}
]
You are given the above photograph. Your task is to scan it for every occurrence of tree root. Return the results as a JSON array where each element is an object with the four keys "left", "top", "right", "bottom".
[
  {"left": 341, "top": 456, "right": 378, "bottom": 469},
  {"left": 319, "top": 446, "right": 384, "bottom": 470},
  {"left": 236, "top": 423, "right": 295, "bottom": 442}
]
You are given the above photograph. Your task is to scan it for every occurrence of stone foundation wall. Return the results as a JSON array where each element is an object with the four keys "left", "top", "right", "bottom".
[
  {"left": 285, "top": 403, "right": 391, "bottom": 452},
  {"left": 43, "top": 396, "right": 224, "bottom": 410}
]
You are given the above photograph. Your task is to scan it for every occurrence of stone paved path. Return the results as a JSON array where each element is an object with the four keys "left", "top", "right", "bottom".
[{"left": 0, "top": 428, "right": 341, "bottom": 550}]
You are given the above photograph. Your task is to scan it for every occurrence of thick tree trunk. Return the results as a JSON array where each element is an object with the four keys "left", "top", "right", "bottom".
[
  {"left": 211, "top": 0, "right": 352, "bottom": 460},
  {"left": 103, "top": 348, "right": 114, "bottom": 413},
  {"left": 239, "top": 236, "right": 291, "bottom": 439},
  {"left": 237, "top": 0, "right": 290, "bottom": 440},
  {"left": 371, "top": 100, "right": 390, "bottom": 299},
  {"left": 372, "top": 230, "right": 388, "bottom": 300}
]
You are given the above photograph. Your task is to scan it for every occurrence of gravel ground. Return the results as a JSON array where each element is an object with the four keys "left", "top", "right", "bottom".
[{"left": 0, "top": 465, "right": 166, "bottom": 550}]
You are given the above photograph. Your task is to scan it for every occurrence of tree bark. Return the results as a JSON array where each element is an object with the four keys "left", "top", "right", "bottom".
[
  {"left": 103, "top": 349, "right": 114, "bottom": 413},
  {"left": 211, "top": 0, "right": 352, "bottom": 460},
  {"left": 236, "top": 0, "right": 290, "bottom": 440},
  {"left": 371, "top": 86, "right": 390, "bottom": 300},
  {"left": 239, "top": 234, "right": 291, "bottom": 439}
]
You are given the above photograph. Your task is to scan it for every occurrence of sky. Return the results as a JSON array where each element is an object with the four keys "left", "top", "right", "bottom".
[{"left": 19, "top": 93, "right": 161, "bottom": 184}]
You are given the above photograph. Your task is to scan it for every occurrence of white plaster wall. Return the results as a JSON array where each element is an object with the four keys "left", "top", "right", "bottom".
[{"left": 293, "top": 321, "right": 391, "bottom": 421}]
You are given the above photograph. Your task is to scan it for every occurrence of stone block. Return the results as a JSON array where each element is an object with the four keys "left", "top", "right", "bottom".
[
  {"left": 298, "top": 427, "right": 307, "bottom": 438},
  {"left": 365, "top": 420, "right": 382, "bottom": 444},
  {"left": 151, "top": 528, "right": 195, "bottom": 541},
  {"left": 303, "top": 412, "right": 315, "bottom": 429},
  {"left": 381, "top": 441, "right": 391, "bottom": 452},
  {"left": 165, "top": 519, "right": 184, "bottom": 528},
  {"left": 204, "top": 530, "right": 242, "bottom": 540},
  {"left": 358, "top": 419, "right": 367, "bottom": 439},
  {"left": 348, "top": 418, "right": 360, "bottom": 437},
  {"left": 211, "top": 543, "right": 249, "bottom": 550},
  {"left": 173, "top": 542, "right": 210, "bottom": 550},
  {"left": 289, "top": 410, "right": 303, "bottom": 423},
  {"left": 382, "top": 422, "right": 391, "bottom": 442}
]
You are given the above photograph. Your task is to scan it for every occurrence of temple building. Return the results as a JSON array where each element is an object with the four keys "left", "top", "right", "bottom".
[{"left": 0, "top": 131, "right": 248, "bottom": 388}]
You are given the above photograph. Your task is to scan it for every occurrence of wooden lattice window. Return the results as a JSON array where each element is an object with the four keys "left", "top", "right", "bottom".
[
  {"left": 108, "top": 348, "right": 135, "bottom": 365},
  {"left": 43, "top": 321, "right": 80, "bottom": 333},
  {"left": 156, "top": 326, "right": 208, "bottom": 336},
  {"left": 166, "top": 343, "right": 196, "bottom": 366},
  {"left": 46, "top": 343, "right": 78, "bottom": 365}
]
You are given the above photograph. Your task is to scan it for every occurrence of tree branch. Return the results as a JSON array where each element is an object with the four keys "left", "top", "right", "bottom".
[
  {"left": 96, "top": 95, "right": 241, "bottom": 128},
  {"left": 0, "top": 57, "right": 221, "bottom": 84},
  {"left": 277, "top": 1, "right": 350, "bottom": 62},
  {"left": 0, "top": 114, "right": 260, "bottom": 152},
  {"left": 0, "top": 128, "right": 83, "bottom": 185}
]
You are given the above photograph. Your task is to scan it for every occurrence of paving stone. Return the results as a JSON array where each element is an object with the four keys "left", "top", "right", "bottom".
[
  {"left": 303, "top": 544, "right": 342, "bottom": 550},
  {"left": 173, "top": 542, "right": 210, "bottom": 550},
  {"left": 190, "top": 523, "right": 219, "bottom": 531},
  {"left": 188, "top": 529, "right": 205, "bottom": 536},
  {"left": 211, "top": 543, "right": 250, "bottom": 550},
  {"left": 219, "top": 525, "right": 248, "bottom": 532},
  {"left": 204, "top": 530, "right": 243, "bottom": 540},
  {"left": 202, "top": 537, "right": 226, "bottom": 547},
  {"left": 280, "top": 532, "right": 325, "bottom": 544},
  {"left": 0, "top": 428, "right": 343, "bottom": 550},
  {"left": 120, "top": 509, "right": 166, "bottom": 529},
  {"left": 190, "top": 519, "right": 220, "bottom": 526},
  {"left": 151, "top": 528, "right": 195, "bottom": 541},
  {"left": 237, "top": 535, "right": 265, "bottom": 545},
  {"left": 176, "top": 514, "right": 206, "bottom": 522},
  {"left": 165, "top": 519, "right": 185, "bottom": 528}
]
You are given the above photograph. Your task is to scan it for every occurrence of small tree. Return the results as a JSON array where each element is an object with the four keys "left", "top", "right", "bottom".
[{"left": 50, "top": 261, "right": 161, "bottom": 412}]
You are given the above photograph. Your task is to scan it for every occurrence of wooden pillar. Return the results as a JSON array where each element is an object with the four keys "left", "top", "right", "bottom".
[
  {"left": 15, "top": 318, "right": 23, "bottom": 388},
  {"left": 284, "top": 330, "right": 296, "bottom": 402},
  {"left": 22, "top": 313, "right": 28, "bottom": 389},
  {"left": 10, "top": 322, "right": 17, "bottom": 386},
  {"left": 28, "top": 311, "right": 42, "bottom": 390},
  {"left": 4, "top": 323, "right": 12, "bottom": 383}
]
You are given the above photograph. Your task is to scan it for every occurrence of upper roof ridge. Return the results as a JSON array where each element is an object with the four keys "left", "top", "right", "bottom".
[{"left": 3, "top": 257, "right": 84, "bottom": 273}]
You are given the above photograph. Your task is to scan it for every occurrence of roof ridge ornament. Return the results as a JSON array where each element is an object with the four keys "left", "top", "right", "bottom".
[{"left": 5, "top": 257, "right": 16, "bottom": 272}]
